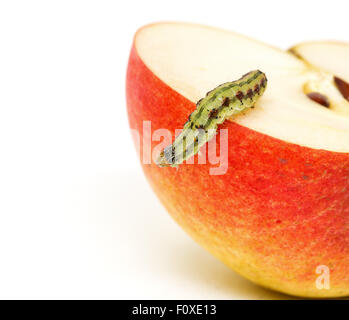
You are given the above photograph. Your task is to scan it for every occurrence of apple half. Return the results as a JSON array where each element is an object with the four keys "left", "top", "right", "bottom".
[{"left": 126, "top": 22, "right": 349, "bottom": 298}]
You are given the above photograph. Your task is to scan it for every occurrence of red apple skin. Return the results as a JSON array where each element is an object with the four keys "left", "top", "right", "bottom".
[{"left": 126, "top": 41, "right": 349, "bottom": 297}]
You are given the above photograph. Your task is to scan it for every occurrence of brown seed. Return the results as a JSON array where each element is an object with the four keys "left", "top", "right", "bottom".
[
  {"left": 334, "top": 76, "right": 349, "bottom": 102},
  {"left": 306, "top": 92, "right": 330, "bottom": 108}
]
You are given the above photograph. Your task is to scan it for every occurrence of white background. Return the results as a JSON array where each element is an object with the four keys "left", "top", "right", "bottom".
[{"left": 0, "top": 0, "right": 347, "bottom": 299}]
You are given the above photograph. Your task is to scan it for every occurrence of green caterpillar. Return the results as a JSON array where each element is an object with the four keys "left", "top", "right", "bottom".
[{"left": 156, "top": 70, "right": 267, "bottom": 167}]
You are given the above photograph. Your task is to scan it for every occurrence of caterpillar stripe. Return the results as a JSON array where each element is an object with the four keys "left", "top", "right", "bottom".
[{"left": 156, "top": 70, "right": 268, "bottom": 167}]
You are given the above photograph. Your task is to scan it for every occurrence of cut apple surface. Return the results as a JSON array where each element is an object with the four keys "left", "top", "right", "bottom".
[
  {"left": 290, "top": 41, "right": 349, "bottom": 83},
  {"left": 127, "top": 22, "right": 349, "bottom": 298},
  {"left": 136, "top": 23, "right": 349, "bottom": 152}
]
